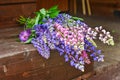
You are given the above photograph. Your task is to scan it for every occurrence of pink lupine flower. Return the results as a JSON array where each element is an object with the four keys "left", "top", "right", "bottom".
[
  {"left": 81, "top": 50, "right": 91, "bottom": 64},
  {"left": 81, "top": 50, "right": 88, "bottom": 58}
]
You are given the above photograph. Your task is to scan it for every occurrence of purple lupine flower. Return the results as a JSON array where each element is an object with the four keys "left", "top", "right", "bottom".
[
  {"left": 19, "top": 29, "right": 31, "bottom": 42},
  {"left": 31, "top": 37, "right": 50, "bottom": 59}
]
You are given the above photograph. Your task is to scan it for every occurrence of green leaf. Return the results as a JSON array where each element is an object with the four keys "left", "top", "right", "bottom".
[
  {"left": 49, "top": 10, "right": 60, "bottom": 18},
  {"left": 24, "top": 38, "right": 33, "bottom": 44},
  {"left": 87, "top": 38, "right": 97, "bottom": 47},
  {"left": 31, "top": 30, "right": 35, "bottom": 33},
  {"left": 31, "top": 30, "right": 36, "bottom": 37},
  {"left": 40, "top": 8, "right": 46, "bottom": 15},
  {"left": 48, "top": 5, "right": 58, "bottom": 12},
  {"left": 35, "top": 13, "right": 40, "bottom": 25},
  {"left": 17, "top": 16, "right": 27, "bottom": 24},
  {"left": 26, "top": 18, "right": 35, "bottom": 29},
  {"left": 18, "top": 5, "right": 60, "bottom": 30},
  {"left": 48, "top": 5, "right": 60, "bottom": 15},
  {"left": 72, "top": 17, "right": 84, "bottom": 21}
]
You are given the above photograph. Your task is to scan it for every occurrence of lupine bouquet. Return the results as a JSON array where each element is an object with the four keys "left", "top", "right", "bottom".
[{"left": 18, "top": 6, "right": 114, "bottom": 72}]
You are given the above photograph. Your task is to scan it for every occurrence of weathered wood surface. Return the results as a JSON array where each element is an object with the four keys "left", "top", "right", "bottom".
[
  {"left": 0, "top": 0, "right": 36, "bottom": 4},
  {"left": 77, "top": 0, "right": 120, "bottom": 16},
  {"left": 36, "top": 0, "right": 68, "bottom": 12},
  {"left": 90, "top": 0, "right": 120, "bottom": 16},
  {"left": 0, "top": 0, "right": 36, "bottom": 28},
  {"left": 0, "top": 27, "right": 93, "bottom": 80}
]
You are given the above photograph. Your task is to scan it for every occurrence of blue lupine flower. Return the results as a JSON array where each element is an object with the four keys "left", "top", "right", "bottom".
[
  {"left": 90, "top": 53, "right": 95, "bottom": 57},
  {"left": 70, "top": 60, "right": 75, "bottom": 66},
  {"left": 97, "top": 50, "right": 101, "bottom": 54},
  {"left": 75, "top": 54, "right": 79, "bottom": 60}
]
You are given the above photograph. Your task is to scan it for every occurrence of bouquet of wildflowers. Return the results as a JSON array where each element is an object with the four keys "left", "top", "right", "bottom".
[{"left": 18, "top": 6, "right": 114, "bottom": 72}]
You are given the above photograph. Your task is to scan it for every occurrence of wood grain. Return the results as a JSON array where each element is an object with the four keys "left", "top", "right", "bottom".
[
  {"left": 0, "top": 0, "right": 36, "bottom": 5},
  {"left": 36, "top": 0, "right": 68, "bottom": 11},
  {"left": 0, "top": 49, "right": 93, "bottom": 80},
  {"left": 0, "top": 0, "right": 36, "bottom": 28},
  {"left": 90, "top": 0, "right": 119, "bottom": 16}
]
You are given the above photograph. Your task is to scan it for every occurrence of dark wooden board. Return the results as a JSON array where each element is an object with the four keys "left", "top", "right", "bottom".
[
  {"left": 0, "top": 0, "right": 36, "bottom": 4},
  {"left": 0, "top": 0, "right": 36, "bottom": 28},
  {"left": 36, "top": 0, "right": 68, "bottom": 12},
  {"left": 0, "top": 49, "right": 93, "bottom": 80}
]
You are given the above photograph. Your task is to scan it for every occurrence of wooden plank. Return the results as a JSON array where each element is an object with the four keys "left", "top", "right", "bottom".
[
  {"left": 89, "top": 0, "right": 119, "bottom": 16},
  {"left": 0, "top": 65, "right": 5, "bottom": 78},
  {"left": 5, "top": 60, "right": 33, "bottom": 76},
  {"left": 91, "top": 6, "right": 115, "bottom": 16},
  {"left": 48, "top": 66, "right": 67, "bottom": 80},
  {"left": 44, "top": 51, "right": 66, "bottom": 68},
  {"left": 36, "top": 0, "right": 68, "bottom": 11},
  {"left": 0, "top": 0, "right": 36, "bottom": 5},
  {"left": 0, "top": 48, "right": 94, "bottom": 80},
  {"left": 69, "top": 0, "right": 75, "bottom": 15},
  {"left": 1, "top": 65, "right": 67, "bottom": 80},
  {"left": 0, "top": 4, "right": 36, "bottom": 19},
  {"left": 90, "top": 0, "right": 117, "bottom": 4},
  {"left": 19, "top": 66, "right": 67, "bottom": 80},
  {"left": 0, "top": 3, "right": 36, "bottom": 28}
]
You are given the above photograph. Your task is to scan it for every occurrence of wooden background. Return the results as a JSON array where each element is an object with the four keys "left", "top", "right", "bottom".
[
  {"left": 90, "top": 0, "right": 120, "bottom": 16},
  {"left": 1, "top": 0, "right": 120, "bottom": 28},
  {"left": 0, "top": 0, "right": 69, "bottom": 28},
  {"left": 0, "top": 0, "right": 36, "bottom": 28},
  {"left": 36, "top": 0, "right": 68, "bottom": 12},
  {"left": 77, "top": 0, "right": 120, "bottom": 16}
]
